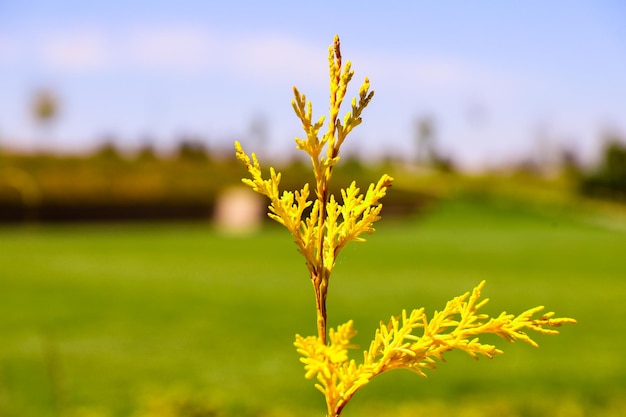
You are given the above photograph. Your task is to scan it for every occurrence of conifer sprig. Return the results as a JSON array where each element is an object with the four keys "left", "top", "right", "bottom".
[
  {"left": 235, "top": 35, "right": 575, "bottom": 417},
  {"left": 295, "top": 281, "right": 576, "bottom": 417},
  {"left": 236, "top": 35, "right": 390, "bottom": 346}
]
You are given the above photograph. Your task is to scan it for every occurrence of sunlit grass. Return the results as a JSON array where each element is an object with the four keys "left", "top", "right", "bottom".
[{"left": 1, "top": 198, "right": 625, "bottom": 416}]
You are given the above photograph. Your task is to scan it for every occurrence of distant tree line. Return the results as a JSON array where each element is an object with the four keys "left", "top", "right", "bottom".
[
  {"left": 579, "top": 133, "right": 626, "bottom": 202},
  {"left": 1, "top": 94, "right": 625, "bottom": 223},
  {"left": 0, "top": 138, "right": 433, "bottom": 223}
]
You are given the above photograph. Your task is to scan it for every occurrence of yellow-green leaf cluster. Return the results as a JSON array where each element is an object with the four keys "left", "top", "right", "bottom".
[
  {"left": 294, "top": 281, "right": 576, "bottom": 417},
  {"left": 234, "top": 142, "right": 312, "bottom": 255},
  {"left": 235, "top": 35, "right": 392, "bottom": 346},
  {"left": 234, "top": 146, "right": 392, "bottom": 280},
  {"left": 234, "top": 35, "right": 575, "bottom": 417},
  {"left": 235, "top": 35, "right": 388, "bottom": 273}
]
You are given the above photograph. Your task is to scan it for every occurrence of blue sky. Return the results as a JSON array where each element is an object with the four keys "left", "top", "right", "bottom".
[{"left": 1, "top": 1, "right": 625, "bottom": 168}]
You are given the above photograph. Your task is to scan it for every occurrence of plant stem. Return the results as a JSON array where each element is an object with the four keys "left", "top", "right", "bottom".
[
  {"left": 314, "top": 168, "right": 330, "bottom": 345},
  {"left": 314, "top": 277, "right": 328, "bottom": 346}
]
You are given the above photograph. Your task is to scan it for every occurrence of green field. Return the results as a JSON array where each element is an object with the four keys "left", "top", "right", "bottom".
[{"left": 1, "top": 198, "right": 625, "bottom": 417}]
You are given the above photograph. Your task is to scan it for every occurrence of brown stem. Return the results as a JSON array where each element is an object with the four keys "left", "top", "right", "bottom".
[
  {"left": 314, "top": 278, "right": 328, "bottom": 345},
  {"left": 334, "top": 401, "right": 347, "bottom": 417},
  {"left": 313, "top": 166, "right": 330, "bottom": 344},
  {"left": 312, "top": 37, "right": 342, "bottom": 348}
]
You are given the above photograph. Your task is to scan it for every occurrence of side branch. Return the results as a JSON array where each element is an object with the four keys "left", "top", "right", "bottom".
[{"left": 294, "top": 281, "right": 576, "bottom": 416}]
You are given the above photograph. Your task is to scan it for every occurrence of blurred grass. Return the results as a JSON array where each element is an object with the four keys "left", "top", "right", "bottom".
[{"left": 1, "top": 197, "right": 625, "bottom": 416}]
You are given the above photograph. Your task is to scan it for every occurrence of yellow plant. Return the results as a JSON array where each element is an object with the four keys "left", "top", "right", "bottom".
[{"left": 235, "top": 35, "right": 575, "bottom": 417}]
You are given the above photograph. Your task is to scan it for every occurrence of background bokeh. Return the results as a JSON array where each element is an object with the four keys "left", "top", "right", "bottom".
[
  {"left": 1, "top": 2, "right": 625, "bottom": 416},
  {"left": 1, "top": 0, "right": 625, "bottom": 167}
]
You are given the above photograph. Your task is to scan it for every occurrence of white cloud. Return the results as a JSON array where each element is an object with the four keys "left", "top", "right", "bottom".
[
  {"left": 357, "top": 49, "right": 524, "bottom": 103},
  {"left": 24, "top": 23, "right": 523, "bottom": 104},
  {"left": 41, "top": 28, "right": 112, "bottom": 72},
  {"left": 125, "top": 25, "right": 218, "bottom": 74},
  {"left": 25, "top": 24, "right": 220, "bottom": 75},
  {"left": 28, "top": 25, "right": 325, "bottom": 82},
  {"left": 226, "top": 34, "right": 326, "bottom": 84},
  {"left": 0, "top": 35, "right": 21, "bottom": 63}
]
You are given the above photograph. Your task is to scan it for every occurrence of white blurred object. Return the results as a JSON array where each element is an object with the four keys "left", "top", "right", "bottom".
[{"left": 213, "top": 186, "right": 264, "bottom": 236}]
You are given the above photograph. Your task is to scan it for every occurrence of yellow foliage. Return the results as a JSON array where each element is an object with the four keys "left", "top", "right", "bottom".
[
  {"left": 295, "top": 281, "right": 576, "bottom": 416},
  {"left": 236, "top": 35, "right": 392, "bottom": 347},
  {"left": 235, "top": 35, "right": 575, "bottom": 417}
]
